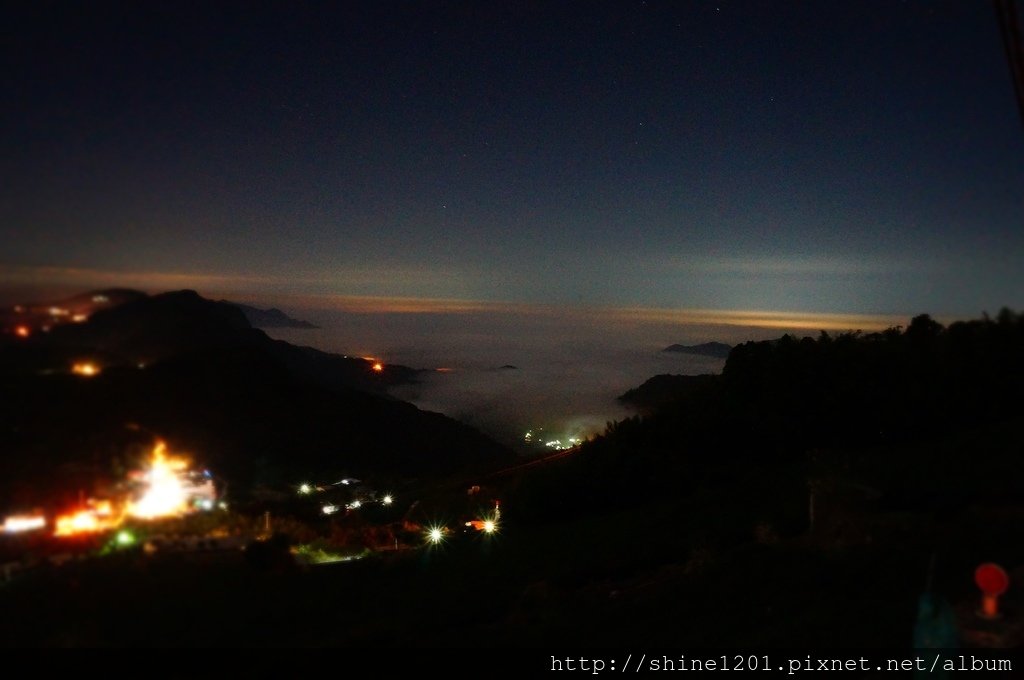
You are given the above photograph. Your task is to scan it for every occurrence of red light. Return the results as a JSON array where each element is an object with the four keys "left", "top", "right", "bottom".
[{"left": 976, "top": 563, "right": 1009, "bottom": 597}]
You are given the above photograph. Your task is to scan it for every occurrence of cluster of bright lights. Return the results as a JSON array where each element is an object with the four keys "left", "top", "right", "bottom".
[
  {"left": 54, "top": 501, "right": 120, "bottom": 537},
  {"left": 544, "top": 436, "right": 582, "bottom": 450},
  {"left": 423, "top": 502, "right": 502, "bottom": 547},
  {"left": 56, "top": 511, "right": 101, "bottom": 535},
  {"left": 51, "top": 441, "right": 217, "bottom": 537},
  {"left": 322, "top": 495, "right": 391, "bottom": 514},
  {"left": 527, "top": 426, "right": 583, "bottom": 449},
  {"left": 127, "top": 442, "right": 191, "bottom": 519}
]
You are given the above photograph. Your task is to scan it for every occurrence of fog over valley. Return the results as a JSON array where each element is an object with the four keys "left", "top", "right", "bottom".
[{"left": 265, "top": 305, "right": 778, "bottom": 448}]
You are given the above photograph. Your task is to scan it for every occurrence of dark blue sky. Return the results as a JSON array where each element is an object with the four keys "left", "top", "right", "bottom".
[{"left": 3, "top": 1, "right": 1022, "bottom": 318}]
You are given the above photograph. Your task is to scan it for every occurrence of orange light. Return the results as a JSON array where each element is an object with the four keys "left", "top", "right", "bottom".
[
  {"left": 372, "top": 362, "right": 384, "bottom": 372},
  {"left": 14, "top": 325, "right": 30, "bottom": 338},
  {"left": 54, "top": 509, "right": 111, "bottom": 536},
  {"left": 466, "top": 518, "right": 498, "bottom": 533},
  {"left": 127, "top": 441, "right": 191, "bottom": 519},
  {"left": 71, "top": 362, "right": 100, "bottom": 377},
  {"left": 51, "top": 441, "right": 211, "bottom": 537}
]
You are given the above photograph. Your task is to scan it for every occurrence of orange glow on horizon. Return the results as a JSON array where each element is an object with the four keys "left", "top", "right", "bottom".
[
  {"left": 372, "top": 362, "right": 384, "bottom": 372},
  {"left": 14, "top": 325, "right": 30, "bottom": 338},
  {"left": 281, "top": 293, "right": 908, "bottom": 331},
  {"left": 603, "top": 306, "right": 906, "bottom": 332}
]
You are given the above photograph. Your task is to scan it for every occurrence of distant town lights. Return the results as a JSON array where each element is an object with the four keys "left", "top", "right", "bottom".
[{"left": 544, "top": 436, "right": 582, "bottom": 451}]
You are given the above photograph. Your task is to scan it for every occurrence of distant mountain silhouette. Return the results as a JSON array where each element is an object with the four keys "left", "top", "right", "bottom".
[
  {"left": 6, "top": 290, "right": 413, "bottom": 394},
  {"left": 628, "top": 314, "right": 1024, "bottom": 451},
  {"left": 221, "top": 301, "right": 318, "bottom": 329},
  {"left": 0, "top": 290, "right": 512, "bottom": 507},
  {"left": 617, "top": 373, "right": 719, "bottom": 413},
  {"left": 662, "top": 341, "right": 732, "bottom": 358}
]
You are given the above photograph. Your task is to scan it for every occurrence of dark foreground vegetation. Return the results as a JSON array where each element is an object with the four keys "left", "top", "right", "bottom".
[{"left": 505, "top": 310, "right": 1024, "bottom": 646}]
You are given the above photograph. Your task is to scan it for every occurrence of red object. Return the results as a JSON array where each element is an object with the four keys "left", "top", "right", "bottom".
[{"left": 975, "top": 563, "right": 1010, "bottom": 597}]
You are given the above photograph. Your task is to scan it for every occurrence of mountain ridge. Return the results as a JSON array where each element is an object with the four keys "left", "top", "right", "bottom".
[
  {"left": 0, "top": 289, "right": 512, "bottom": 505},
  {"left": 662, "top": 341, "right": 732, "bottom": 358}
]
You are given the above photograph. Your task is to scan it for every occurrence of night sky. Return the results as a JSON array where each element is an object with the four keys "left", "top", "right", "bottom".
[{"left": 3, "top": 1, "right": 1022, "bottom": 318}]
